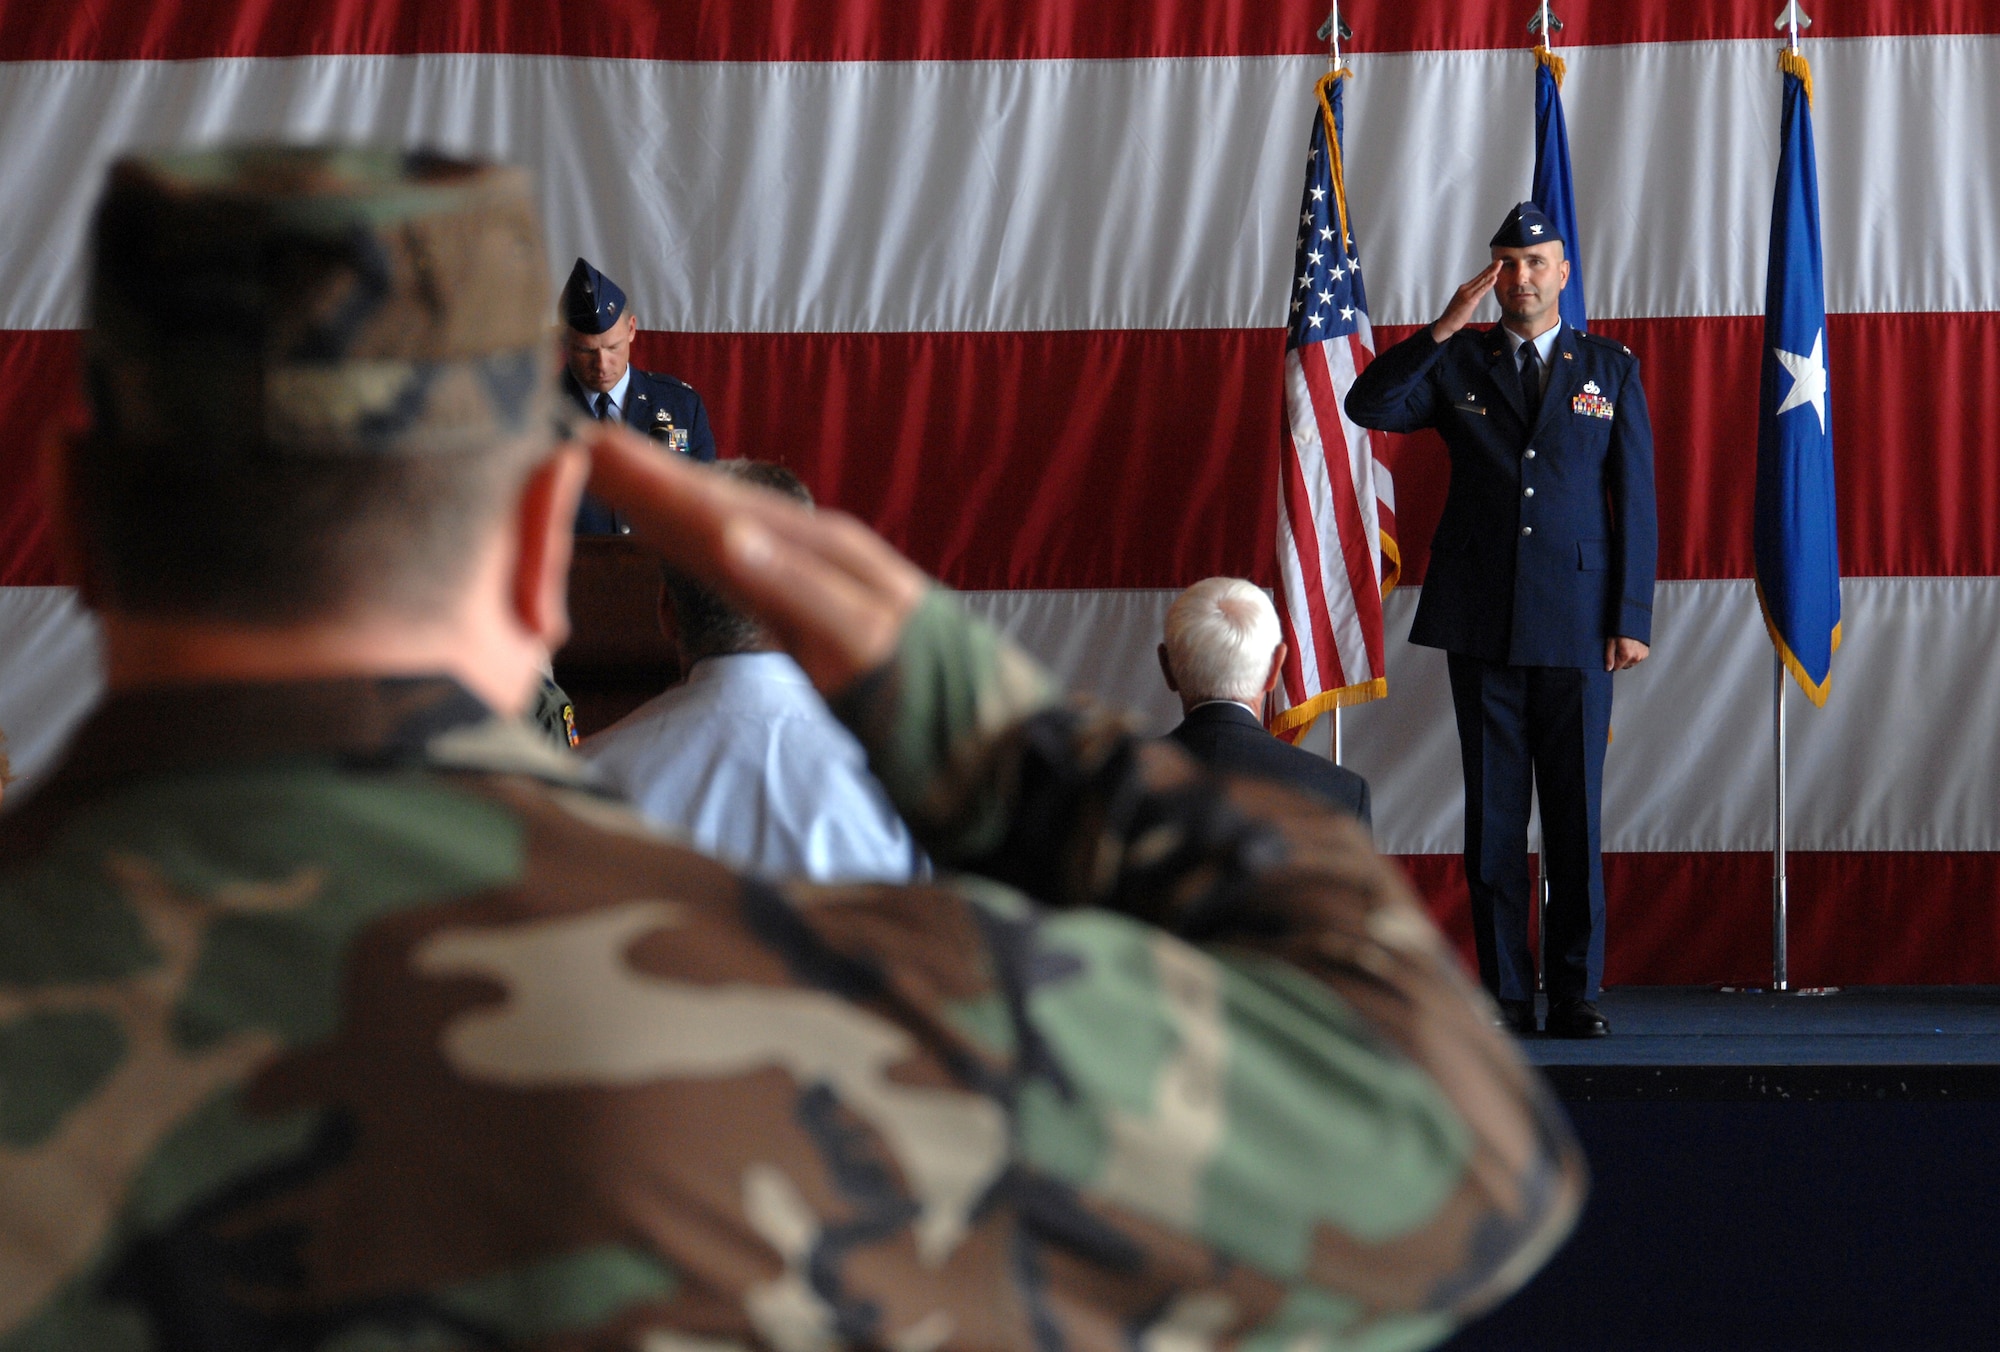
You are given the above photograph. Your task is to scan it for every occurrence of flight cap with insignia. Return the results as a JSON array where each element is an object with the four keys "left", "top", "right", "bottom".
[
  {"left": 1490, "top": 201, "right": 1563, "bottom": 250},
  {"left": 561, "top": 257, "right": 628, "bottom": 335},
  {"left": 87, "top": 144, "right": 555, "bottom": 458}
]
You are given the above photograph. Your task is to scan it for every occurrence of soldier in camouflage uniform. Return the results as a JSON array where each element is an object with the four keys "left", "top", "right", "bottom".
[{"left": 0, "top": 145, "right": 1584, "bottom": 1351}]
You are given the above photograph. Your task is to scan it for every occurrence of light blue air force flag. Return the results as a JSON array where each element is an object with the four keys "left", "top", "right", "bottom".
[
  {"left": 1754, "top": 62, "right": 1841, "bottom": 705},
  {"left": 1531, "top": 58, "right": 1587, "bottom": 334}
]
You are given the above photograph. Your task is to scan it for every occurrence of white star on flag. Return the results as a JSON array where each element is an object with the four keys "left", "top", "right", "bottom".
[
  {"left": 1774, "top": 329, "right": 1828, "bottom": 434},
  {"left": 1310, "top": 186, "right": 1326, "bottom": 201}
]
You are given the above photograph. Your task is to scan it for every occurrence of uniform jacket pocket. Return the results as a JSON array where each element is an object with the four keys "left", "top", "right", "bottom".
[{"left": 1577, "top": 538, "right": 1609, "bottom": 570}]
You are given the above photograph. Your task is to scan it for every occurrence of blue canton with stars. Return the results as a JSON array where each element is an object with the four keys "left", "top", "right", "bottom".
[{"left": 1288, "top": 79, "right": 1368, "bottom": 354}]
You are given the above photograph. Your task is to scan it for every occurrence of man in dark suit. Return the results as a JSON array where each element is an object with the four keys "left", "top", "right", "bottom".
[
  {"left": 1345, "top": 202, "right": 1657, "bottom": 1039},
  {"left": 1157, "top": 578, "right": 1371, "bottom": 829},
  {"left": 561, "top": 257, "right": 716, "bottom": 533}
]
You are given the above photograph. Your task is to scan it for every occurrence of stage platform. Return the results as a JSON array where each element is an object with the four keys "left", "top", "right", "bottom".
[{"left": 1445, "top": 987, "right": 2000, "bottom": 1352}]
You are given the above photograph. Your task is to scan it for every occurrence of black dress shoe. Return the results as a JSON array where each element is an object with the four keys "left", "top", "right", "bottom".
[
  {"left": 1545, "top": 999, "right": 1610, "bottom": 1039},
  {"left": 1495, "top": 999, "right": 1538, "bottom": 1036}
]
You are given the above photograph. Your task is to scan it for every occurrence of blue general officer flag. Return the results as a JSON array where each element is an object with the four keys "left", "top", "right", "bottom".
[
  {"left": 1530, "top": 52, "right": 1587, "bottom": 334},
  {"left": 1755, "top": 55, "right": 1841, "bottom": 705}
]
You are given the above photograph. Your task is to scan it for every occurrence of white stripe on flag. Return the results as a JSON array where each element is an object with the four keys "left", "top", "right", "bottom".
[
  {"left": 1280, "top": 341, "right": 1382, "bottom": 705},
  {"left": 1, "top": 39, "right": 1998, "bottom": 332}
]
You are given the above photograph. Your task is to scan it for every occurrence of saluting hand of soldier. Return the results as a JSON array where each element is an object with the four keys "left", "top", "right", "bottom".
[
  {"left": 582, "top": 423, "right": 928, "bottom": 695},
  {"left": 1432, "top": 259, "right": 1503, "bottom": 343}
]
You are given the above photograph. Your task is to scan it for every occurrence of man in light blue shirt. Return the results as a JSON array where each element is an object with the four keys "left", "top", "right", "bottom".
[{"left": 583, "top": 462, "right": 925, "bottom": 883}]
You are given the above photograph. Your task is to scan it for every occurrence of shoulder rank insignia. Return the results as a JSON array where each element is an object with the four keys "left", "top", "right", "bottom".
[{"left": 1572, "top": 387, "right": 1615, "bottom": 420}]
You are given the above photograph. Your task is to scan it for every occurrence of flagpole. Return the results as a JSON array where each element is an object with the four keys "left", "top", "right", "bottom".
[
  {"left": 1530, "top": 0, "right": 1563, "bottom": 55},
  {"left": 1319, "top": 0, "right": 1353, "bottom": 769},
  {"left": 1525, "top": 0, "right": 1563, "bottom": 994},
  {"left": 1774, "top": 655, "right": 1790, "bottom": 989},
  {"left": 1317, "top": 2, "right": 1351, "bottom": 75},
  {"left": 1769, "top": 0, "right": 1810, "bottom": 994},
  {"left": 1329, "top": 0, "right": 1341, "bottom": 769}
]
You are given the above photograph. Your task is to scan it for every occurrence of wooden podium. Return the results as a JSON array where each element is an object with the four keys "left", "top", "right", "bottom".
[{"left": 555, "top": 537, "right": 679, "bottom": 737}]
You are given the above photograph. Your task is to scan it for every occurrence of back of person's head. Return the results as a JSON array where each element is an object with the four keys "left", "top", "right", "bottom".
[
  {"left": 73, "top": 144, "right": 558, "bottom": 626},
  {"left": 1163, "top": 577, "right": 1282, "bottom": 705},
  {"left": 662, "top": 461, "right": 812, "bottom": 661}
]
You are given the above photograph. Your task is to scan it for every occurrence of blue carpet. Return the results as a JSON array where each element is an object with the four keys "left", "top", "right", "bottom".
[
  {"left": 1521, "top": 986, "right": 2000, "bottom": 1066},
  {"left": 1441, "top": 987, "right": 2000, "bottom": 1350}
]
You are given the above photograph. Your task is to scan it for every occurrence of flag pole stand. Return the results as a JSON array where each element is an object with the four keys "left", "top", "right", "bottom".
[
  {"left": 1728, "top": 0, "right": 1839, "bottom": 1000},
  {"left": 1537, "top": 853, "right": 1549, "bottom": 996},
  {"left": 1773, "top": 653, "right": 1790, "bottom": 991},
  {"left": 1731, "top": 655, "right": 1840, "bottom": 997}
]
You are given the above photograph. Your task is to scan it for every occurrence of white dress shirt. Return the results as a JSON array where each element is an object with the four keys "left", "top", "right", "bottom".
[
  {"left": 588, "top": 365, "right": 633, "bottom": 421},
  {"left": 1501, "top": 320, "right": 1561, "bottom": 397},
  {"left": 583, "top": 651, "right": 926, "bottom": 884}
]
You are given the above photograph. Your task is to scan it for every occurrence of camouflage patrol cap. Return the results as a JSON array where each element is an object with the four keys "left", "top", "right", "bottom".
[{"left": 87, "top": 144, "right": 556, "bottom": 457}]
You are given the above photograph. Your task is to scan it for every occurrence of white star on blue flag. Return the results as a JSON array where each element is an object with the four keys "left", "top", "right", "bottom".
[{"left": 1754, "top": 59, "right": 1841, "bottom": 703}]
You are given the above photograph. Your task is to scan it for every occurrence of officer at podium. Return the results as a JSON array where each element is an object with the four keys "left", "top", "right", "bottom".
[{"left": 561, "top": 257, "right": 716, "bottom": 533}]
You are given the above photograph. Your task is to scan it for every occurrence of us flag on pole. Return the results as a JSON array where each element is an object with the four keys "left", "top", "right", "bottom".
[{"left": 1271, "top": 71, "right": 1398, "bottom": 742}]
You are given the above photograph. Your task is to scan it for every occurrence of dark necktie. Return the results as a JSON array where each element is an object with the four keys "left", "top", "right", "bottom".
[
  {"left": 1518, "top": 342, "right": 1543, "bottom": 422},
  {"left": 594, "top": 391, "right": 614, "bottom": 421}
]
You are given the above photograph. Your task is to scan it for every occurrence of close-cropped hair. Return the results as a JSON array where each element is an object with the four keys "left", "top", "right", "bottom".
[
  {"left": 661, "top": 460, "right": 813, "bottom": 661},
  {"left": 1163, "top": 577, "right": 1281, "bottom": 705},
  {"left": 68, "top": 429, "right": 550, "bottom": 627}
]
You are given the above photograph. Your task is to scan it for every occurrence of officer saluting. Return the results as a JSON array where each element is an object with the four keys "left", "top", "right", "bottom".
[
  {"left": 1345, "top": 201, "right": 1657, "bottom": 1039},
  {"left": 560, "top": 257, "right": 716, "bottom": 533}
]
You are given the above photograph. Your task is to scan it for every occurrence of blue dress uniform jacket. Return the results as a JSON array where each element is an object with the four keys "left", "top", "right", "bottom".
[
  {"left": 566, "top": 367, "right": 716, "bottom": 533},
  {"left": 1345, "top": 324, "right": 1656, "bottom": 666},
  {"left": 565, "top": 367, "right": 716, "bottom": 461}
]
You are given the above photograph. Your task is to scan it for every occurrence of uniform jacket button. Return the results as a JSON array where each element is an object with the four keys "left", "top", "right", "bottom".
[{"left": 1521, "top": 525, "right": 1533, "bottom": 537}]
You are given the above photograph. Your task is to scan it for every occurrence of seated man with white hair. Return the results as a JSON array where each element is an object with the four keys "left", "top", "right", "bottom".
[{"left": 1157, "top": 577, "right": 1372, "bottom": 828}]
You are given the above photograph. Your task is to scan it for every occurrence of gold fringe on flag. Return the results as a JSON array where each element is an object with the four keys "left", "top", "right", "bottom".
[
  {"left": 1313, "top": 69, "right": 1354, "bottom": 250},
  {"left": 1534, "top": 44, "right": 1567, "bottom": 88},
  {"left": 1269, "top": 679, "right": 1389, "bottom": 744},
  {"left": 1778, "top": 47, "right": 1814, "bottom": 106},
  {"left": 1755, "top": 578, "right": 1843, "bottom": 707}
]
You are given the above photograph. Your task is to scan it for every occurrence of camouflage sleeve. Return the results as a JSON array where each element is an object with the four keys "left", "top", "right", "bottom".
[{"left": 834, "top": 588, "right": 1587, "bottom": 1339}]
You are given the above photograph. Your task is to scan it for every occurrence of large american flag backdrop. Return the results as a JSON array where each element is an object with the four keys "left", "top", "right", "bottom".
[{"left": 2, "top": 1, "right": 1997, "bottom": 983}]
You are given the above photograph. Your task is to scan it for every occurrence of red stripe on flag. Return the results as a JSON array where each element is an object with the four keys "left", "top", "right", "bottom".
[
  {"left": 1398, "top": 851, "right": 2000, "bottom": 987},
  {"left": 1296, "top": 339, "right": 1386, "bottom": 681},
  {"left": 0, "top": 332, "right": 80, "bottom": 588},
  {"left": 1277, "top": 411, "right": 1346, "bottom": 693},
  {"left": 3, "top": 314, "right": 1997, "bottom": 590},
  {"left": 0, "top": 0, "right": 1980, "bottom": 63}
]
